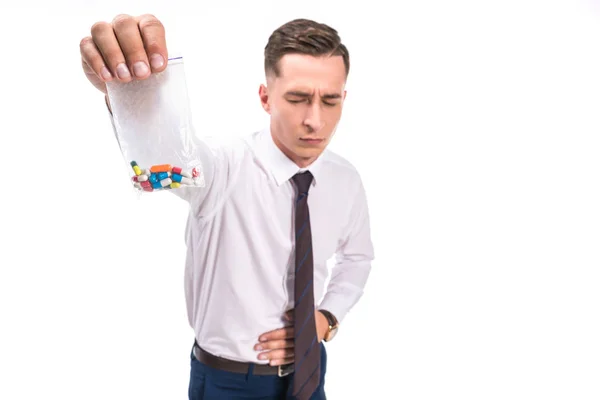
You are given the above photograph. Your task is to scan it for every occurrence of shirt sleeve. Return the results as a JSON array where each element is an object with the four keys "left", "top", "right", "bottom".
[
  {"left": 105, "top": 99, "right": 238, "bottom": 219},
  {"left": 318, "top": 175, "right": 375, "bottom": 324}
]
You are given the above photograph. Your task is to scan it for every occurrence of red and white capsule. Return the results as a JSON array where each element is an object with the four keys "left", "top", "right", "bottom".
[{"left": 132, "top": 174, "right": 148, "bottom": 182}]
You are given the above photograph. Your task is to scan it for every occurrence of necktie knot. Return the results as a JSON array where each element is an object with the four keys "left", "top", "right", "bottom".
[{"left": 292, "top": 171, "right": 313, "bottom": 194}]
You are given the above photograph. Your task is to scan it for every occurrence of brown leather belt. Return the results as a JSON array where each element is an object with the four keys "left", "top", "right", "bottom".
[{"left": 193, "top": 342, "right": 294, "bottom": 377}]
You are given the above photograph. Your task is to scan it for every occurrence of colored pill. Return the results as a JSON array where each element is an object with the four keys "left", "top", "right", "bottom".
[
  {"left": 151, "top": 181, "right": 162, "bottom": 189},
  {"left": 150, "top": 164, "right": 172, "bottom": 173},
  {"left": 130, "top": 161, "right": 138, "bottom": 168},
  {"left": 181, "top": 171, "right": 192, "bottom": 178},
  {"left": 160, "top": 178, "right": 172, "bottom": 187},
  {"left": 143, "top": 186, "right": 153, "bottom": 192},
  {"left": 181, "top": 177, "right": 193, "bottom": 185},
  {"left": 172, "top": 166, "right": 182, "bottom": 174},
  {"left": 140, "top": 181, "right": 151, "bottom": 188},
  {"left": 133, "top": 182, "right": 142, "bottom": 189},
  {"left": 132, "top": 174, "right": 148, "bottom": 182},
  {"left": 149, "top": 174, "right": 158, "bottom": 183},
  {"left": 133, "top": 165, "right": 142, "bottom": 176},
  {"left": 170, "top": 182, "right": 181, "bottom": 189},
  {"left": 192, "top": 167, "right": 199, "bottom": 178},
  {"left": 171, "top": 173, "right": 182, "bottom": 183},
  {"left": 157, "top": 172, "right": 169, "bottom": 180}
]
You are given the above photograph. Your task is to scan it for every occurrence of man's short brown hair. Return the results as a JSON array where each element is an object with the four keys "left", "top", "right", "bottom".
[{"left": 264, "top": 18, "right": 350, "bottom": 79}]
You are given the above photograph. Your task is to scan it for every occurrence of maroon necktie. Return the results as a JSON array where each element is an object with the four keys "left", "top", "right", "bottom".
[{"left": 291, "top": 171, "right": 321, "bottom": 399}]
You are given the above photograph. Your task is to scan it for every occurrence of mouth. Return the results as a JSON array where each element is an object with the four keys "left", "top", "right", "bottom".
[{"left": 300, "top": 138, "right": 324, "bottom": 145}]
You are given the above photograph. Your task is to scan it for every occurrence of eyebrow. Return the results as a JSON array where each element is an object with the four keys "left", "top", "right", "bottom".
[{"left": 285, "top": 91, "right": 342, "bottom": 100}]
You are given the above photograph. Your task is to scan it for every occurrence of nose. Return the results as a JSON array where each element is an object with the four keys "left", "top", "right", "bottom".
[{"left": 303, "top": 102, "right": 325, "bottom": 133}]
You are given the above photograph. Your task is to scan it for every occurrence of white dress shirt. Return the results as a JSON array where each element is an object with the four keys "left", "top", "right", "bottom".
[{"left": 110, "top": 115, "right": 374, "bottom": 363}]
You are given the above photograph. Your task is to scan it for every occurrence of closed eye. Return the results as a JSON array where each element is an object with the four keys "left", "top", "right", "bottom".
[{"left": 287, "top": 99, "right": 338, "bottom": 107}]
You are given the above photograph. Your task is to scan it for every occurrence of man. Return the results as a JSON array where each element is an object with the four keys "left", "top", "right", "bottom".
[{"left": 80, "top": 13, "right": 374, "bottom": 399}]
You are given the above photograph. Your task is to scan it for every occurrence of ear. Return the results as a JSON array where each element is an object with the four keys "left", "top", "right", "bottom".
[{"left": 259, "top": 84, "right": 270, "bottom": 114}]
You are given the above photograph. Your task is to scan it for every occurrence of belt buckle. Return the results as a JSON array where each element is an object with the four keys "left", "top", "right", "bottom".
[{"left": 278, "top": 363, "right": 294, "bottom": 377}]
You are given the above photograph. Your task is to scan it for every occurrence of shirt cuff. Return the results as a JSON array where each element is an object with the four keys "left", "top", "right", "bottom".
[{"left": 318, "top": 290, "right": 359, "bottom": 325}]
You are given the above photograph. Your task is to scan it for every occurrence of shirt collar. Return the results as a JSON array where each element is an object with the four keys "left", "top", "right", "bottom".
[{"left": 255, "top": 126, "right": 325, "bottom": 187}]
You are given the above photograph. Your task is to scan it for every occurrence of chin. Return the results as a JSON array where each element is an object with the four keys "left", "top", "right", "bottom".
[{"left": 296, "top": 147, "right": 324, "bottom": 160}]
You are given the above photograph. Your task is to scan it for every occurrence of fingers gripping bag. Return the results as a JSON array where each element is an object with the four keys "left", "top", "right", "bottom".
[{"left": 106, "top": 55, "right": 205, "bottom": 194}]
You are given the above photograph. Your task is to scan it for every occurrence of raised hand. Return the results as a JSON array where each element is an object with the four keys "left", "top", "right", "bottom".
[{"left": 79, "top": 14, "right": 168, "bottom": 94}]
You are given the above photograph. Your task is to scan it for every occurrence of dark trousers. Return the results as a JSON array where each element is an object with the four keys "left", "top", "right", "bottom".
[{"left": 188, "top": 342, "right": 327, "bottom": 399}]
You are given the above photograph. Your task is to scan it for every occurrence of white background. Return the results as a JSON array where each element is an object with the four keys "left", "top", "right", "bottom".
[{"left": 1, "top": 1, "right": 599, "bottom": 399}]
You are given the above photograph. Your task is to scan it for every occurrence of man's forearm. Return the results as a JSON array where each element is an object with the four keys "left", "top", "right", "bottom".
[
  {"left": 318, "top": 261, "right": 372, "bottom": 324},
  {"left": 319, "top": 177, "right": 374, "bottom": 323}
]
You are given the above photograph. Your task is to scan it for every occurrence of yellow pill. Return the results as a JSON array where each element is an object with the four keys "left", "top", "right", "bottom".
[
  {"left": 133, "top": 165, "right": 142, "bottom": 176},
  {"left": 170, "top": 182, "right": 181, "bottom": 189}
]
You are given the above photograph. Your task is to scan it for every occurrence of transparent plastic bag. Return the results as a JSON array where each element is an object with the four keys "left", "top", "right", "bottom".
[{"left": 106, "top": 55, "right": 205, "bottom": 193}]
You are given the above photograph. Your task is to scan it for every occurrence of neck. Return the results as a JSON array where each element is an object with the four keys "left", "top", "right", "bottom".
[{"left": 292, "top": 156, "right": 316, "bottom": 169}]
